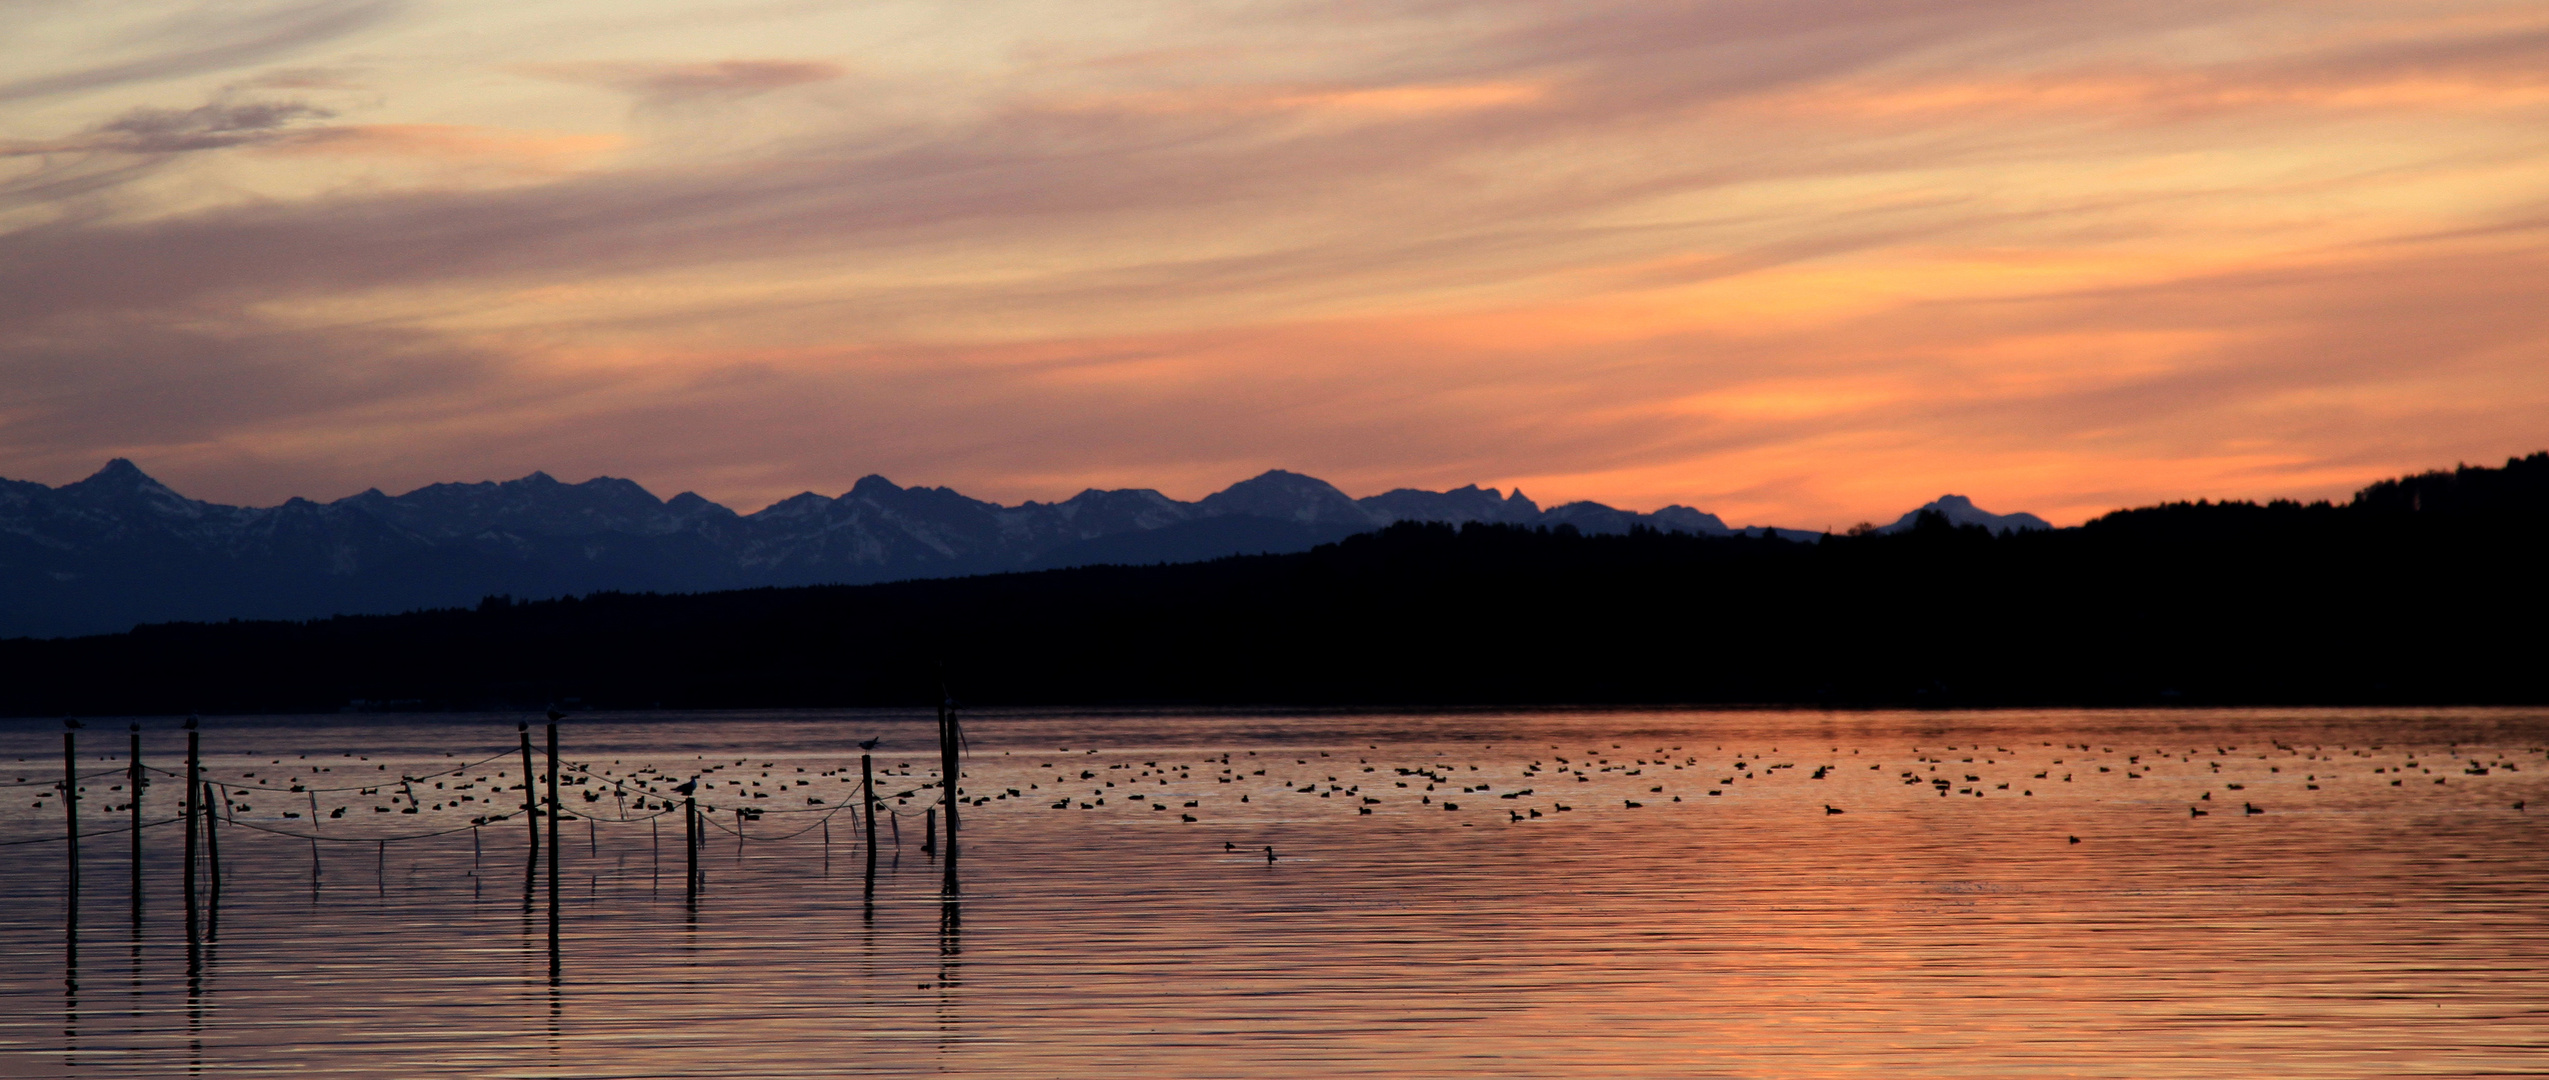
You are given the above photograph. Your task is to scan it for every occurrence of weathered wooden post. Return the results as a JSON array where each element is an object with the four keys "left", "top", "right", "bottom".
[
  {"left": 129, "top": 723, "right": 142, "bottom": 925},
  {"left": 681, "top": 781, "right": 698, "bottom": 904},
  {"left": 545, "top": 715, "right": 560, "bottom": 932},
  {"left": 183, "top": 720, "right": 200, "bottom": 941},
  {"left": 517, "top": 722, "right": 538, "bottom": 863},
  {"left": 939, "top": 698, "right": 960, "bottom": 877},
  {"left": 861, "top": 753, "right": 878, "bottom": 856},
  {"left": 200, "top": 781, "right": 222, "bottom": 936},
  {"left": 62, "top": 722, "right": 80, "bottom": 909},
  {"left": 861, "top": 753, "right": 877, "bottom": 912}
]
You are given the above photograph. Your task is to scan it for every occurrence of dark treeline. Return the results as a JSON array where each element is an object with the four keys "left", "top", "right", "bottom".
[{"left": 4, "top": 452, "right": 2544, "bottom": 714}]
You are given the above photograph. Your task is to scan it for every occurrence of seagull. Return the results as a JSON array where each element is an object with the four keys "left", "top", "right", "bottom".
[
  {"left": 674, "top": 780, "right": 696, "bottom": 796},
  {"left": 859, "top": 738, "right": 881, "bottom": 751},
  {"left": 546, "top": 707, "right": 567, "bottom": 722},
  {"left": 184, "top": 715, "right": 198, "bottom": 730},
  {"left": 63, "top": 716, "right": 83, "bottom": 729}
]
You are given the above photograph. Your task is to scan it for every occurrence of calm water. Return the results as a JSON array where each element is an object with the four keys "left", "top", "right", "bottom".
[{"left": 1, "top": 708, "right": 2543, "bottom": 1078}]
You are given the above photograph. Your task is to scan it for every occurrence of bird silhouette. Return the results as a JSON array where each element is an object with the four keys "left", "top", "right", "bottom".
[
  {"left": 674, "top": 779, "right": 696, "bottom": 796},
  {"left": 859, "top": 738, "right": 881, "bottom": 751},
  {"left": 1823, "top": 805, "right": 1844, "bottom": 815},
  {"left": 183, "top": 715, "right": 198, "bottom": 730},
  {"left": 63, "top": 716, "right": 84, "bottom": 729},
  {"left": 546, "top": 706, "right": 567, "bottom": 722},
  {"left": 1264, "top": 846, "right": 1276, "bottom": 864}
]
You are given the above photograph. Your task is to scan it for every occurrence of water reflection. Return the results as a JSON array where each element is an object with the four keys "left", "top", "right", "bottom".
[
  {"left": 64, "top": 887, "right": 78, "bottom": 1068},
  {"left": 4, "top": 708, "right": 2547, "bottom": 1079}
]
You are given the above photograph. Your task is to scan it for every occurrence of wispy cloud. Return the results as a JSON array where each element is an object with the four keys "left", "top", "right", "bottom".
[
  {"left": 0, "top": 0, "right": 400, "bottom": 102},
  {"left": 518, "top": 59, "right": 846, "bottom": 106},
  {"left": 0, "top": 0, "right": 2542, "bottom": 523},
  {"left": 3, "top": 97, "right": 335, "bottom": 156}
]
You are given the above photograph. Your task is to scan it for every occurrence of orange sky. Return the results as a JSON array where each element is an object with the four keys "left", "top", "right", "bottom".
[{"left": 2, "top": 0, "right": 2544, "bottom": 526}]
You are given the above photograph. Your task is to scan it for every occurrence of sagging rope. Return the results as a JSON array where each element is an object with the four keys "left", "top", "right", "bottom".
[
  {"left": 11, "top": 727, "right": 973, "bottom": 849},
  {"left": 140, "top": 746, "right": 521, "bottom": 794},
  {"left": 3, "top": 766, "right": 130, "bottom": 789},
  {"left": 0, "top": 814, "right": 187, "bottom": 847}
]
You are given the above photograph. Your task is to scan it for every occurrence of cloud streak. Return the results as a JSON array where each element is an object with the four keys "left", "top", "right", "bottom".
[{"left": 0, "top": 0, "right": 2543, "bottom": 524}]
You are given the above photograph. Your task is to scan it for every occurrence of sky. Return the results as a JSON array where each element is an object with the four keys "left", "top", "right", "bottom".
[{"left": 2, "top": 0, "right": 2544, "bottom": 528}]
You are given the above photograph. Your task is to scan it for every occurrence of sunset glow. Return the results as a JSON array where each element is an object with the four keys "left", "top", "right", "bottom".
[{"left": 4, "top": 0, "right": 2544, "bottom": 523}]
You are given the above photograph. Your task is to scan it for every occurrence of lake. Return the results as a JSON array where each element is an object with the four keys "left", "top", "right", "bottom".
[{"left": 2, "top": 707, "right": 2543, "bottom": 1078}]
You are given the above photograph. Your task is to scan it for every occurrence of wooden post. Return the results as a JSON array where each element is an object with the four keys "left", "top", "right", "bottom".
[
  {"left": 545, "top": 719, "right": 560, "bottom": 931},
  {"left": 922, "top": 806, "right": 936, "bottom": 856},
  {"left": 517, "top": 723, "right": 538, "bottom": 864},
  {"left": 129, "top": 724, "right": 142, "bottom": 925},
  {"left": 183, "top": 727, "right": 200, "bottom": 941},
  {"left": 200, "top": 781, "right": 222, "bottom": 935},
  {"left": 861, "top": 754, "right": 878, "bottom": 856},
  {"left": 62, "top": 727, "right": 80, "bottom": 905},
  {"left": 939, "top": 699, "right": 960, "bottom": 871},
  {"left": 683, "top": 793, "right": 698, "bottom": 903}
]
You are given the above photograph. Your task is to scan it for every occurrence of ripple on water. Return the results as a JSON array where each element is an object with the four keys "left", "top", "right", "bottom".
[{"left": 1, "top": 707, "right": 2544, "bottom": 1078}]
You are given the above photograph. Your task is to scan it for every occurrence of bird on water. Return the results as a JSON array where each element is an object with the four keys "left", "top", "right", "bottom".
[{"left": 1264, "top": 846, "right": 1277, "bottom": 864}]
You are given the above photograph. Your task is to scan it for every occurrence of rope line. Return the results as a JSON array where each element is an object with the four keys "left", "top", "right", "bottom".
[
  {"left": 8, "top": 725, "right": 976, "bottom": 848},
  {"left": 3, "top": 767, "right": 130, "bottom": 789},
  {"left": 0, "top": 815, "right": 188, "bottom": 847},
  {"left": 214, "top": 814, "right": 500, "bottom": 845},
  {"left": 140, "top": 747, "right": 520, "bottom": 793}
]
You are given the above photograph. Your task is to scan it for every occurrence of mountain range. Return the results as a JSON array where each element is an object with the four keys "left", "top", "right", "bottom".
[{"left": 0, "top": 460, "right": 2046, "bottom": 638}]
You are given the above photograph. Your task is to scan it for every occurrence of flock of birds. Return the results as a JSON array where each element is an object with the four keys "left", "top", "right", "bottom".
[{"left": 9, "top": 732, "right": 2540, "bottom": 854}]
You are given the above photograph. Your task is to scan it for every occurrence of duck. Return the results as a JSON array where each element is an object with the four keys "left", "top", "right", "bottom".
[{"left": 1823, "top": 805, "right": 1844, "bottom": 815}]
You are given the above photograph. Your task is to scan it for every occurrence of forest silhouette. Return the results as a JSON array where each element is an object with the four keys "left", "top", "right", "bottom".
[{"left": 3, "top": 452, "right": 2542, "bottom": 714}]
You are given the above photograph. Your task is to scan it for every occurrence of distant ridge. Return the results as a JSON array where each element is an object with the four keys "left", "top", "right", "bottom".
[
  {"left": 1881, "top": 495, "right": 2051, "bottom": 534},
  {"left": 0, "top": 460, "right": 2044, "bottom": 638},
  {"left": 2, "top": 450, "right": 2542, "bottom": 714}
]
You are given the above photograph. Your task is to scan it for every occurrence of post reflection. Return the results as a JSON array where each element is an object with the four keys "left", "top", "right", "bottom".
[
  {"left": 184, "top": 936, "right": 205, "bottom": 1076},
  {"left": 64, "top": 887, "right": 79, "bottom": 1069},
  {"left": 936, "top": 863, "right": 962, "bottom": 1061}
]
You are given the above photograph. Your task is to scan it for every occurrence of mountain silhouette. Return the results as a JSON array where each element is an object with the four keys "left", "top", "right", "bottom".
[
  {"left": 1880, "top": 495, "right": 2051, "bottom": 534},
  {"left": 0, "top": 462, "right": 1894, "bottom": 637},
  {"left": 3, "top": 450, "right": 2541, "bottom": 714}
]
